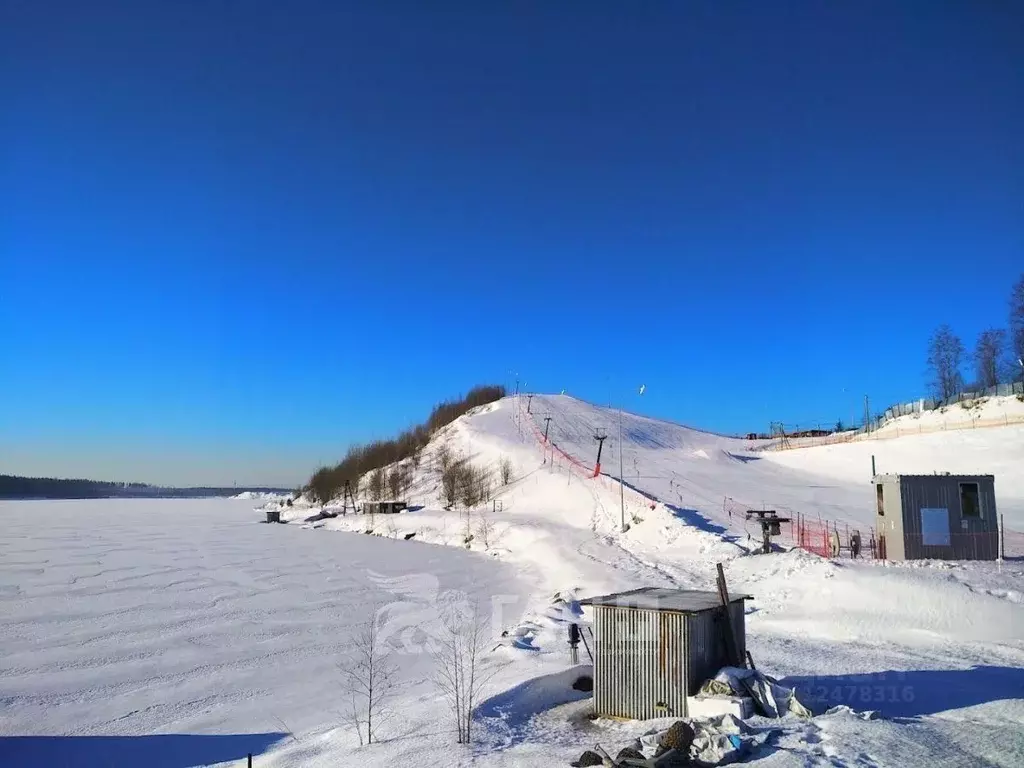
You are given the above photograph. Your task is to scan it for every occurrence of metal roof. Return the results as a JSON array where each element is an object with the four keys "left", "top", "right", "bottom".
[
  {"left": 873, "top": 473, "right": 994, "bottom": 482},
  {"left": 579, "top": 587, "right": 751, "bottom": 613}
]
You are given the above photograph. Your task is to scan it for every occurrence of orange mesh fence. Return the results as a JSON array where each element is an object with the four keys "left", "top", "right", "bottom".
[{"left": 519, "top": 403, "right": 596, "bottom": 479}]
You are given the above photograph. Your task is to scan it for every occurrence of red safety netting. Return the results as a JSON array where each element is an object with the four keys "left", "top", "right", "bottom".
[{"left": 518, "top": 402, "right": 596, "bottom": 478}]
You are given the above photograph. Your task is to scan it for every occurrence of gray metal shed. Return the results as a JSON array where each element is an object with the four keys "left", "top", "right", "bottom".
[
  {"left": 580, "top": 587, "right": 749, "bottom": 720},
  {"left": 874, "top": 474, "right": 999, "bottom": 561},
  {"left": 361, "top": 500, "right": 408, "bottom": 515}
]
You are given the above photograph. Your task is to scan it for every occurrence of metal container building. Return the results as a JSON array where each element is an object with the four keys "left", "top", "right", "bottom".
[
  {"left": 580, "top": 587, "right": 750, "bottom": 720},
  {"left": 361, "top": 500, "right": 408, "bottom": 515},
  {"left": 874, "top": 474, "right": 999, "bottom": 561}
]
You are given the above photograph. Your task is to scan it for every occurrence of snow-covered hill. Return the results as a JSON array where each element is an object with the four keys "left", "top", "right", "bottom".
[
  {"left": 258, "top": 394, "right": 1024, "bottom": 766},
  {"left": 4, "top": 395, "right": 1022, "bottom": 768}
]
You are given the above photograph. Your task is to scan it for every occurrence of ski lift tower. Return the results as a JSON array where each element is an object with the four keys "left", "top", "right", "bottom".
[{"left": 745, "top": 509, "right": 791, "bottom": 554}]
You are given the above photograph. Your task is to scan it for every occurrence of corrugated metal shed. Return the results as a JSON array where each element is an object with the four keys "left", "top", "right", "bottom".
[
  {"left": 874, "top": 474, "right": 999, "bottom": 561},
  {"left": 581, "top": 588, "right": 749, "bottom": 720}
]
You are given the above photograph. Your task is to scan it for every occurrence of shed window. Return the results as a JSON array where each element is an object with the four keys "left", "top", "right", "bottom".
[
  {"left": 960, "top": 483, "right": 980, "bottom": 518},
  {"left": 876, "top": 484, "right": 884, "bottom": 516}
]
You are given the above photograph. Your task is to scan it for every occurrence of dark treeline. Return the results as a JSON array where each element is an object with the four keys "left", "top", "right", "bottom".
[
  {"left": 0, "top": 475, "right": 290, "bottom": 500},
  {"left": 307, "top": 384, "right": 506, "bottom": 505}
]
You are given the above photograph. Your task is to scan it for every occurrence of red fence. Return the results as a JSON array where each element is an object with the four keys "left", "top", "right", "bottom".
[
  {"left": 725, "top": 494, "right": 1023, "bottom": 561},
  {"left": 518, "top": 402, "right": 596, "bottom": 479}
]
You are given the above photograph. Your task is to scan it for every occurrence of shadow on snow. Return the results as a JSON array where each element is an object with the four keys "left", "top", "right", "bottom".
[
  {"left": 609, "top": 475, "right": 735, "bottom": 540},
  {"left": 780, "top": 665, "right": 1024, "bottom": 719},
  {"left": 0, "top": 733, "right": 288, "bottom": 768}
]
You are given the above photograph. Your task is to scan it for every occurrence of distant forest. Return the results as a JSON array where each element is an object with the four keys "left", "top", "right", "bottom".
[{"left": 0, "top": 475, "right": 289, "bottom": 500}]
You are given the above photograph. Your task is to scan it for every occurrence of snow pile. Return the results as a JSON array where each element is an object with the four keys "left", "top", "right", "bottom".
[{"left": 231, "top": 490, "right": 292, "bottom": 500}]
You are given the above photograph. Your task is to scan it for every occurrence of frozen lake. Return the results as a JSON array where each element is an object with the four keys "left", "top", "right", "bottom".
[{"left": 0, "top": 499, "right": 531, "bottom": 767}]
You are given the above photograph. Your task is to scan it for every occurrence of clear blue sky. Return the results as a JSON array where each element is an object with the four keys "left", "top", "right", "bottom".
[{"left": 2, "top": 2, "right": 1022, "bottom": 486}]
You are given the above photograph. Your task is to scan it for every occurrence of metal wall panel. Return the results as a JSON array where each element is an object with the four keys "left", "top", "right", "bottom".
[
  {"left": 899, "top": 476, "right": 998, "bottom": 561},
  {"left": 593, "top": 601, "right": 747, "bottom": 720}
]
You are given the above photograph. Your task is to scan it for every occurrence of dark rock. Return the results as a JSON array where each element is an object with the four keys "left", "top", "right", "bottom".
[
  {"left": 661, "top": 720, "right": 695, "bottom": 752},
  {"left": 572, "top": 675, "right": 593, "bottom": 692},
  {"left": 616, "top": 746, "right": 645, "bottom": 762},
  {"left": 570, "top": 749, "right": 604, "bottom": 767}
]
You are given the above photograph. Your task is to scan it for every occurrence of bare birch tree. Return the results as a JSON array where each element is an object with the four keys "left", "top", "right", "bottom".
[
  {"left": 973, "top": 329, "right": 1005, "bottom": 389},
  {"left": 476, "top": 508, "right": 500, "bottom": 551},
  {"left": 1011, "top": 274, "right": 1024, "bottom": 373},
  {"left": 499, "top": 456, "right": 513, "bottom": 485},
  {"left": 430, "top": 604, "right": 492, "bottom": 744},
  {"left": 341, "top": 613, "right": 397, "bottom": 745},
  {"left": 927, "top": 324, "right": 965, "bottom": 400}
]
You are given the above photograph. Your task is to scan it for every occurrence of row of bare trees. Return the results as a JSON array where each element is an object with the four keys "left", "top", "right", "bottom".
[
  {"left": 362, "top": 464, "right": 414, "bottom": 502},
  {"left": 307, "top": 385, "right": 506, "bottom": 506},
  {"left": 441, "top": 457, "right": 492, "bottom": 509},
  {"left": 341, "top": 604, "right": 491, "bottom": 746},
  {"left": 927, "top": 275, "right": 1024, "bottom": 400}
]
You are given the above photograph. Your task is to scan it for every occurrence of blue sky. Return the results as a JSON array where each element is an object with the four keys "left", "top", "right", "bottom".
[{"left": 2, "top": 2, "right": 1022, "bottom": 486}]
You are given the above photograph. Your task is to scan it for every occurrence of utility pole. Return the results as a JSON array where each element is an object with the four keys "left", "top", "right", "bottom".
[
  {"left": 619, "top": 407, "right": 626, "bottom": 532},
  {"left": 543, "top": 416, "right": 552, "bottom": 442},
  {"left": 864, "top": 395, "right": 871, "bottom": 434}
]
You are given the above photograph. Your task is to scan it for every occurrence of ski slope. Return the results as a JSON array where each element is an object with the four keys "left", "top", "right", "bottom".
[
  {"left": 528, "top": 393, "right": 1024, "bottom": 533},
  {"left": 3, "top": 395, "right": 1023, "bottom": 767},
  {"left": 266, "top": 394, "right": 1023, "bottom": 766}
]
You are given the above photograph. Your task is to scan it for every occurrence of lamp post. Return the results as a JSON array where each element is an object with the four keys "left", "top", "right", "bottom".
[
  {"left": 618, "top": 385, "right": 644, "bottom": 533},
  {"left": 619, "top": 406, "right": 626, "bottom": 532}
]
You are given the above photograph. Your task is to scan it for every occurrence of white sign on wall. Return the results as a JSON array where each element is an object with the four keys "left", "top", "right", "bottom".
[{"left": 920, "top": 508, "right": 950, "bottom": 546}]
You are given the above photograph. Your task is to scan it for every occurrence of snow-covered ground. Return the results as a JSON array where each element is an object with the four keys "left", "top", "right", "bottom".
[{"left": 3, "top": 395, "right": 1023, "bottom": 767}]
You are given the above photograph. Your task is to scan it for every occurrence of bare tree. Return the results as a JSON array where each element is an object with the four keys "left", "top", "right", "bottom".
[
  {"left": 458, "top": 463, "right": 491, "bottom": 508},
  {"left": 458, "top": 464, "right": 479, "bottom": 509},
  {"left": 974, "top": 329, "right": 1006, "bottom": 389},
  {"left": 1011, "top": 274, "right": 1024, "bottom": 373},
  {"left": 387, "top": 466, "right": 403, "bottom": 500},
  {"left": 308, "top": 467, "right": 338, "bottom": 509},
  {"left": 476, "top": 507, "right": 500, "bottom": 551},
  {"left": 341, "top": 613, "right": 397, "bottom": 745},
  {"left": 430, "top": 604, "right": 492, "bottom": 744},
  {"left": 441, "top": 458, "right": 463, "bottom": 509},
  {"left": 398, "top": 464, "right": 414, "bottom": 499},
  {"left": 437, "top": 440, "right": 455, "bottom": 473},
  {"left": 368, "top": 468, "right": 385, "bottom": 502},
  {"left": 927, "top": 324, "right": 965, "bottom": 400},
  {"left": 499, "top": 456, "right": 513, "bottom": 486}
]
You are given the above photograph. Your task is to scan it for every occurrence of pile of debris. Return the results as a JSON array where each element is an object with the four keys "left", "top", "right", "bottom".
[
  {"left": 698, "top": 666, "right": 812, "bottom": 720},
  {"left": 572, "top": 714, "right": 774, "bottom": 767},
  {"left": 571, "top": 668, "right": 810, "bottom": 767}
]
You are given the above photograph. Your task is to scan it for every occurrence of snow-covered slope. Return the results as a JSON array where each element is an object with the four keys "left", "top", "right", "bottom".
[
  {"left": 261, "top": 394, "right": 1024, "bottom": 766},
  {"left": 525, "top": 393, "right": 1024, "bottom": 532},
  {"left": 4, "top": 395, "right": 1023, "bottom": 768}
]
